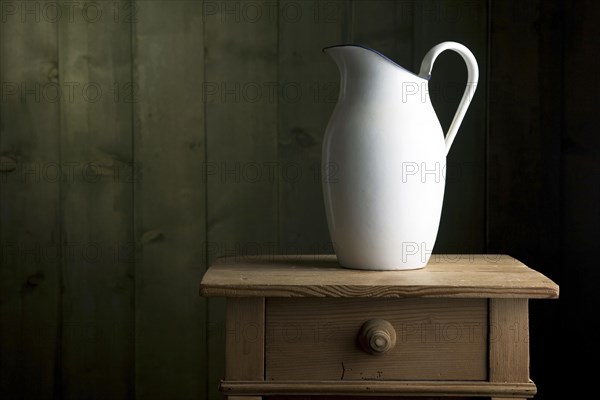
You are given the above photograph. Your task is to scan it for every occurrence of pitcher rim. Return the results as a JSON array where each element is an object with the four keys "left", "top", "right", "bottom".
[{"left": 322, "top": 44, "right": 429, "bottom": 81}]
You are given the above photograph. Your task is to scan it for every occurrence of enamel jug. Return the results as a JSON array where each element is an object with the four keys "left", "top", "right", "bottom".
[{"left": 322, "top": 42, "right": 478, "bottom": 270}]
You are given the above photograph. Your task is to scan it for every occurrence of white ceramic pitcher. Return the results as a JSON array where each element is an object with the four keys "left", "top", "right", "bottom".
[{"left": 322, "top": 42, "right": 478, "bottom": 270}]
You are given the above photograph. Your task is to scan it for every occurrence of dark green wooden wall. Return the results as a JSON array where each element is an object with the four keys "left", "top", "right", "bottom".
[{"left": 3, "top": 0, "right": 595, "bottom": 399}]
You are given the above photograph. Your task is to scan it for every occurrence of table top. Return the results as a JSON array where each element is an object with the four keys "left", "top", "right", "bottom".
[{"left": 199, "top": 254, "right": 559, "bottom": 299}]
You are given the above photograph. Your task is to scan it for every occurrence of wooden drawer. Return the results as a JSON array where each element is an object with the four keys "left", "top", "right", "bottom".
[{"left": 266, "top": 298, "right": 488, "bottom": 381}]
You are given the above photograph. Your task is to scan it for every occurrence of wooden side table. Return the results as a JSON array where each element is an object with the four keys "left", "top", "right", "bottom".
[{"left": 200, "top": 254, "right": 558, "bottom": 400}]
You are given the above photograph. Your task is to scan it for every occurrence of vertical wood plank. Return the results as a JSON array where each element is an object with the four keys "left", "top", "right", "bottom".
[
  {"left": 487, "top": 2, "right": 563, "bottom": 395},
  {"left": 277, "top": 0, "right": 345, "bottom": 254},
  {"left": 352, "top": 0, "right": 414, "bottom": 68},
  {"left": 204, "top": 3, "right": 278, "bottom": 398},
  {"left": 487, "top": 0, "right": 561, "bottom": 267},
  {"left": 133, "top": 1, "right": 207, "bottom": 399},
  {"left": 0, "top": 2, "right": 61, "bottom": 398},
  {"left": 414, "top": 0, "right": 487, "bottom": 253},
  {"left": 489, "top": 299, "right": 529, "bottom": 383},
  {"left": 561, "top": 0, "right": 600, "bottom": 395},
  {"left": 225, "top": 298, "right": 264, "bottom": 380},
  {"left": 58, "top": 1, "right": 133, "bottom": 399}
]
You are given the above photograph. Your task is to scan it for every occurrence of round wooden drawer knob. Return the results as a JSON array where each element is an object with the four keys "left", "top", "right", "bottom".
[{"left": 357, "top": 319, "right": 396, "bottom": 355}]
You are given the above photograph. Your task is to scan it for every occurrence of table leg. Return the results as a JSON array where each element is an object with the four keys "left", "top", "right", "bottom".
[
  {"left": 489, "top": 298, "right": 530, "bottom": 400},
  {"left": 224, "top": 298, "right": 265, "bottom": 400},
  {"left": 489, "top": 298, "right": 530, "bottom": 372}
]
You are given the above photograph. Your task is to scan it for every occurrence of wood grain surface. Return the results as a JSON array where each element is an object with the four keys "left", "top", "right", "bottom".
[
  {"left": 225, "top": 298, "right": 265, "bottom": 381},
  {"left": 133, "top": 1, "right": 207, "bottom": 399},
  {"left": 266, "top": 298, "right": 487, "bottom": 381},
  {"left": 0, "top": 7, "right": 61, "bottom": 399},
  {"left": 277, "top": 0, "right": 341, "bottom": 255},
  {"left": 489, "top": 299, "right": 530, "bottom": 383},
  {"left": 58, "top": 2, "right": 134, "bottom": 398},
  {"left": 201, "top": 254, "right": 559, "bottom": 298},
  {"left": 221, "top": 380, "right": 536, "bottom": 397}
]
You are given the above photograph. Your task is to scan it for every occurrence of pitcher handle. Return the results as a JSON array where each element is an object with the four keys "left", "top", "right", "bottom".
[{"left": 418, "top": 42, "right": 479, "bottom": 156}]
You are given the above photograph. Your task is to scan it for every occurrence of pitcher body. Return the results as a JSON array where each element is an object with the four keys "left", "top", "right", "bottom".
[{"left": 322, "top": 43, "right": 478, "bottom": 270}]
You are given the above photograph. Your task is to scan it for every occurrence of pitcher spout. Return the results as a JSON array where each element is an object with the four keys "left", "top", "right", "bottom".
[
  {"left": 323, "top": 44, "right": 428, "bottom": 104},
  {"left": 323, "top": 44, "right": 428, "bottom": 83}
]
